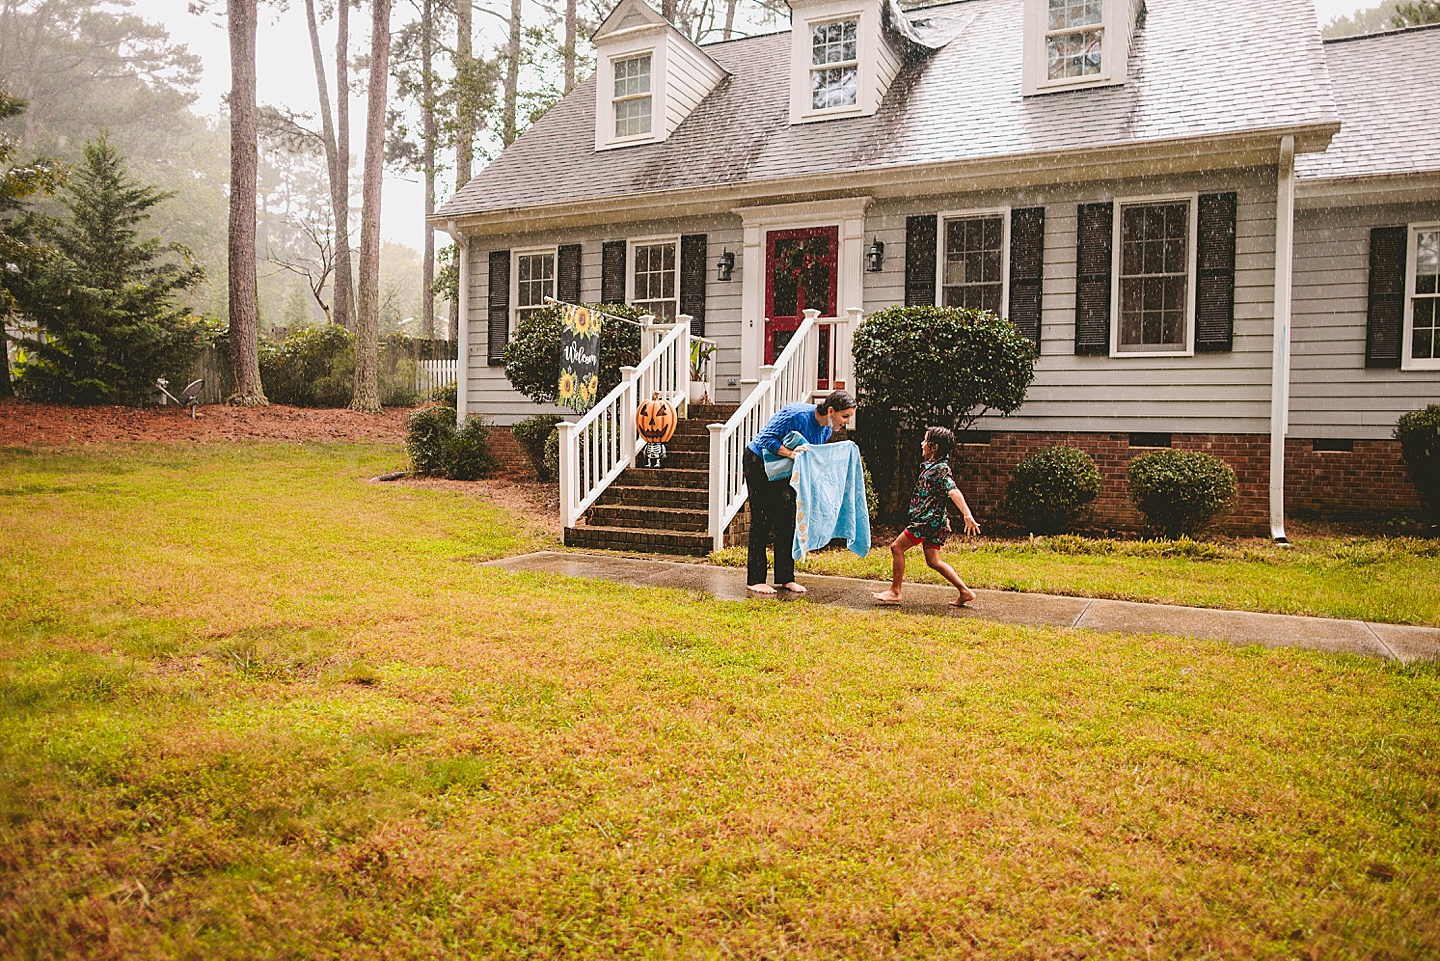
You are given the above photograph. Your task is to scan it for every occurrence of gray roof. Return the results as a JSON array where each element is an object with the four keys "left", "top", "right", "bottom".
[
  {"left": 437, "top": 0, "right": 1338, "bottom": 221},
  {"left": 1296, "top": 25, "right": 1440, "bottom": 182}
]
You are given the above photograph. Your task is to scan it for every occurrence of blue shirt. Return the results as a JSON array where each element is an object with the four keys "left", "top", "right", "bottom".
[{"left": 747, "top": 403, "right": 832, "bottom": 457}]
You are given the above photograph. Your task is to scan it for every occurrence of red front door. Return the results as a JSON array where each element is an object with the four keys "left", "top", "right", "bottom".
[{"left": 764, "top": 226, "right": 838, "bottom": 365}]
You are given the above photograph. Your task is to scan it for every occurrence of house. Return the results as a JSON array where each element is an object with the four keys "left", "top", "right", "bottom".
[{"left": 431, "top": 0, "right": 1440, "bottom": 548}]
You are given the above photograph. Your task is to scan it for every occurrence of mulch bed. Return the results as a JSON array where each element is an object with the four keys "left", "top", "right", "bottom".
[{"left": 0, "top": 398, "right": 411, "bottom": 447}]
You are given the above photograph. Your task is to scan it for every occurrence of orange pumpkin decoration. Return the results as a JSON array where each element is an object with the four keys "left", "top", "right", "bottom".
[{"left": 635, "top": 391, "right": 677, "bottom": 443}]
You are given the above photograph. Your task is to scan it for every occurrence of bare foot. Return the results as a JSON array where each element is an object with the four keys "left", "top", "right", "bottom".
[
  {"left": 949, "top": 588, "right": 978, "bottom": 608},
  {"left": 782, "top": 581, "right": 807, "bottom": 594},
  {"left": 747, "top": 583, "right": 778, "bottom": 596},
  {"left": 872, "top": 589, "right": 902, "bottom": 605}
]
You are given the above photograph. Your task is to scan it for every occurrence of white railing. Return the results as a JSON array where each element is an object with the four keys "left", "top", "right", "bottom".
[
  {"left": 416, "top": 358, "right": 458, "bottom": 397},
  {"left": 706, "top": 307, "right": 861, "bottom": 552},
  {"left": 557, "top": 315, "right": 692, "bottom": 529}
]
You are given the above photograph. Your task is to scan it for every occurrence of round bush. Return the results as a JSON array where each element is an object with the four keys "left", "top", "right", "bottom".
[
  {"left": 543, "top": 427, "right": 560, "bottom": 484},
  {"left": 452, "top": 415, "right": 499, "bottom": 481},
  {"left": 405, "top": 404, "right": 456, "bottom": 476},
  {"left": 512, "top": 413, "right": 564, "bottom": 481},
  {"left": 1126, "top": 450, "right": 1237, "bottom": 538},
  {"left": 1006, "top": 446, "right": 1103, "bottom": 533},
  {"left": 1395, "top": 403, "right": 1440, "bottom": 524}
]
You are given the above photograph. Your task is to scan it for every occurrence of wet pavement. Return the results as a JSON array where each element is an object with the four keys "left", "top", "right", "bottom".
[{"left": 482, "top": 551, "right": 1440, "bottom": 663}]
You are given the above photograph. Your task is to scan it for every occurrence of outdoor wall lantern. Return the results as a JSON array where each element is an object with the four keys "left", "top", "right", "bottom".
[
  {"left": 865, "top": 239, "right": 885, "bottom": 272},
  {"left": 716, "top": 249, "right": 735, "bottom": 281}
]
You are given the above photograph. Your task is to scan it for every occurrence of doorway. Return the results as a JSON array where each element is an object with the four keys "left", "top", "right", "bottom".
[{"left": 764, "top": 226, "right": 838, "bottom": 367}]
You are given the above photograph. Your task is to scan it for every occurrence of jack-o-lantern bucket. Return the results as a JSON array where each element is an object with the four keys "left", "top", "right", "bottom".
[{"left": 636, "top": 392, "right": 677, "bottom": 443}]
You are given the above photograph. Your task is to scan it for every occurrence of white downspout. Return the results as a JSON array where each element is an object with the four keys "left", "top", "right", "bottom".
[
  {"left": 447, "top": 220, "right": 470, "bottom": 423},
  {"left": 1269, "top": 137, "right": 1296, "bottom": 544}
]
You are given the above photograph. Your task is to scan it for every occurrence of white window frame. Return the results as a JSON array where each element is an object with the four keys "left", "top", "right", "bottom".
[
  {"left": 935, "top": 207, "right": 1011, "bottom": 318},
  {"left": 1109, "top": 193, "right": 1199, "bottom": 358},
  {"left": 1403, "top": 221, "right": 1440, "bottom": 371},
  {"left": 511, "top": 246, "right": 557, "bottom": 331},
  {"left": 1021, "top": 0, "right": 1126, "bottom": 96},
  {"left": 627, "top": 235, "right": 681, "bottom": 320},
  {"left": 611, "top": 53, "right": 654, "bottom": 143},
  {"left": 807, "top": 16, "right": 860, "bottom": 115}
]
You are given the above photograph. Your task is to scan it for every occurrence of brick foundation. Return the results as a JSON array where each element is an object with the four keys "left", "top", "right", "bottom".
[
  {"left": 482, "top": 426, "right": 536, "bottom": 479},
  {"left": 943, "top": 432, "right": 1420, "bottom": 534}
]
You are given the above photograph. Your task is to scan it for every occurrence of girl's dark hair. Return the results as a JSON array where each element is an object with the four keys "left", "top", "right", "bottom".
[
  {"left": 924, "top": 426, "right": 956, "bottom": 460},
  {"left": 817, "top": 390, "right": 856, "bottom": 414}
]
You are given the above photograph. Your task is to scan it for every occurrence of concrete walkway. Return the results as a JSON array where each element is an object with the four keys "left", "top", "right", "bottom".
[{"left": 483, "top": 551, "right": 1440, "bottom": 664}]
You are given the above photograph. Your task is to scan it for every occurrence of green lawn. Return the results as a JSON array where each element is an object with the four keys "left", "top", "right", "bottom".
[
  {"left": 1, "top": 443, "right": 1437, "bottom": 958},
  {"left": 713, "top": 530, "right": 1440, "bottom": 627}
]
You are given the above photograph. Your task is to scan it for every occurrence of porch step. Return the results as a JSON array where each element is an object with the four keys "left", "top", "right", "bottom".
[
  {"left": 600, "top": 485, "right": 711, "bottom": 510},
  {"left": 686, "top": 403, "right": 738, "bottom": 423},
  {"left": 643, "top": 449, "right": 708, "bottom": 470},
  {"left": 564, "top": 524, "right": 716, "bottom": 555},
  {"left": 587, "top": 504, "right": 709, "bottom": 532},
  {"left": 622, "top": 467, "right": 709, "bottom": 489}
]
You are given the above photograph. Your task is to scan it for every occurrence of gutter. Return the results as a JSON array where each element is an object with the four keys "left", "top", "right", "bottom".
[{"left": 1269, "top": 135, "right": 1296, "bottom": 545}]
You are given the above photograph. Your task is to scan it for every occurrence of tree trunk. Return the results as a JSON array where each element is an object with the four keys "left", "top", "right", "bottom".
[
  {"left": 420, "top": 0, "right": 436, "bottom": 339},
  {"left": 335, "top": 0, "right": 355, "bottom": 331},
  {"left": 451, "top": 0, "right": 472, "bottom": 345},
  {"left": 502, "top": 0, "right": 520, "bottom": 147},
  {"left": 723, "top": 0, "right": 737, "bottom": 40},
  {"left": 351, "top": 0, "right": 390, "bottom": 413},
  {"left": 662, "top": 0, "right": 676, "bottom": 22},
  {"left": 228, "top": 0, "right": 267, "bottom": 405},
  {"left": 304, "top": 0, "right": 353, "bottom": 332},
  {"left": 564, "top": 0, "right": 577, "bottom": 93}
]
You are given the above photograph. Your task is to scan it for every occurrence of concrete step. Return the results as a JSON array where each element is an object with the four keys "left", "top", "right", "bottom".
[{"left": 587, "top": 504, "right": 709, "bottom": 532}]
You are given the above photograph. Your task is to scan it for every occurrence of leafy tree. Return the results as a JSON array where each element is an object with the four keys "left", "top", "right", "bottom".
[
  {"left": 1391, "top": 0, "right": 1440, "bottom": 25},
  {"left": 503, "top": 301, "right": 642, "bottom": 404},
  {"left": 8, "top": 135, "right": 204, "bottom": 405}
]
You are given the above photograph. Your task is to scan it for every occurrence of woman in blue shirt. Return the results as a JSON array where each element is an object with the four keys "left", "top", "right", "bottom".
[{"left": 743, "top": 389, "right": 856, "bottom": 594}]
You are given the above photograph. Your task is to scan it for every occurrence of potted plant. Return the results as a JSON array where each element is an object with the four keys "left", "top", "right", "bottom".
[{"left": 689, "top": 340, "right": 716, "bottom": 405}]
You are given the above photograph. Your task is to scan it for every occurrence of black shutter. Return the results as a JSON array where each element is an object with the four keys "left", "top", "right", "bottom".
[
  {"left": 905, "top": 214, "right": 938, "bottom": 306},
  {"left": 680, "top": 234, "right": 707, "bottom": 336},
  {"left": 601, "top": 240, "right": 627, "bottom": 305},
  {"left": 1074, "top": 201, "right": 1113, "bottom": 355},
  {"left": 1008, "top": 206, "right": 1045, "bottom": 346},
  {"left": 556, "top": 243, "right": 582, "bottom": 304},
  {"left": 1195, "top": 192, "right": 1237, "bottom": 352},
  {"left": 487, "top": 249, "right": 510, "bottom": 366},
  {"left": 1366, "top": 226, "right": 1407, "bottom": 369}
]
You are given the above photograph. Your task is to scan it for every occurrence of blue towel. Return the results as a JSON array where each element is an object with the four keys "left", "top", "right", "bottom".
[
  {"left": 789, "top": 440, "right": 872, "bottom": 561},
  {"left": 761, "top": 430, "right": 810, "bottom": 481}
]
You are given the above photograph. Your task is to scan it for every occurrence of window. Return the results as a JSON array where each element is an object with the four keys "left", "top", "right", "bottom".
[
  {"left": 1046, "top": 0, "right": 1104, "bottom": 81},
  {"left": 942, "top": 214, "right": 1006, "bottom": 314},
  {"left": 1408, "top": 225, "right": 1440, "bottom": 367},
  {"left": 613, "top": 55, "right": 652, "bottom": 139},
  {"left": 810, "top": 19, "right": 858, "bottom": 110},
  {"left": 514, "top": 250, "right": 555, "bottom": 324},
  {"left": 1116, "top": 199, "right": 1194, "bottom": 354},
  {"left": 631, "top": 240, "right": 677, "bottom": 319}
]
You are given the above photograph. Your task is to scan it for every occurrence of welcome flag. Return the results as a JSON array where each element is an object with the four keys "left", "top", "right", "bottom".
[{"left": 558, "top": 305, "right": 602, "bottom": 412}]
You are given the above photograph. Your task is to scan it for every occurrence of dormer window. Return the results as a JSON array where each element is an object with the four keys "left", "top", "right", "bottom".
[
  {"left": 810, "top": 19, "right": 858, "bottom": 110},
  {"left": 613, "top": 54, "right": 653, "bottom": 139},
  {"left": 1045, "top": 0, "right": 1103, "bottom": 81}
]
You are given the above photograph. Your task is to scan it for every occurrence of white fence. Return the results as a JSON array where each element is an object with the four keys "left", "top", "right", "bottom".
[{"left": 416, "top": 358, "right": 458, "bottom": 397}]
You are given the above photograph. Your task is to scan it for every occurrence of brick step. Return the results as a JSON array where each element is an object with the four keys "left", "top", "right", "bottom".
[
  {"left": 587, "top": 504, "right": 709, "bottom": 531},
  {"left": 643, "top": 449, "right": 707, "bottom": 470},
  {"left": 599, "top": 485, "right": 711, "bottom": 510},
  {"left": 655, "top": 434, "right": 711, "bottom": 451},
  {"left": 564, "top": 524, "right": 715, "bottom": 556},
  {"left": 686, "top": 404, "right": 738, "bottom": 423},
  {"left": 619, "top": 467, "right": 709, "bottom": 489}
]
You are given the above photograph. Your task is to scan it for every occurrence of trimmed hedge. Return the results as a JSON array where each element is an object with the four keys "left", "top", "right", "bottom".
[
  {"left": 1395, "top": 404, "right": 1440, "bottom": 524},
  {"left": 1006, "top": 446, "right": 1103, "bottom": 534},
  {"left": 1127, "top": 449, "right": 1237, "bottom": 538}
]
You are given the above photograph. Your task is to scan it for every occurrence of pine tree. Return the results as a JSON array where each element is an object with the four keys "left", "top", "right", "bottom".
[
  {"left": 9, "top": 135, "right": 204, "bottom": 405},
  {"left": 1392, "top": 0, "right": 1440, "bottom": 25}
]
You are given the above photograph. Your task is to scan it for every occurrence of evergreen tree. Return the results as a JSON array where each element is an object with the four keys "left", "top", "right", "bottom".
[
  {"left": 9, "top": 134, "right": 204, "bottom": 405},
  {"left": 1392, "top": 0, "right": 1440, "bottom": 25}
]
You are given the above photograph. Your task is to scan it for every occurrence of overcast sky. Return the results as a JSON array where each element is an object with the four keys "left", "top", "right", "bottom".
[{"left": 131, "top": 0, "right": 1381, "bottom": 253}]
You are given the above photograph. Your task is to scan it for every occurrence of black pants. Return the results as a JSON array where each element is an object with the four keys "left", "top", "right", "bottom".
[{"left": 743, "top": 448, "right": 796, "bottom": 586}]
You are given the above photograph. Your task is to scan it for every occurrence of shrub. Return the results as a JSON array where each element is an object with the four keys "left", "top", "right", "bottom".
[
  {"left": 853, "top": 305, "right": 1037, "bottom": 518},
  {"left": 503, "top": 301, "right": 643, "bottom": 404},
  {"left": 452, "top": 416, "right": 499, "bottom": 481},
  {"left": 543, "top": 427, "right": 561, "bottom": 484},
  {"left": 1395, "top": 404, "right": 1440, "bottom": 524},
  {"left": 405, "top": 404, "right": 458, "bottom": 476},
  {"left": 513, "top": 414, "right": 564, "bottom": 481},
  {"left": 427, "top": 380, "right": 457, "bottom": 408},
  {"left": 381, "top": 359, "right": 419, "bottom": 408},
  {"left": 259, "top": 324, "right": 355, "bottom": 407},
  {"left": 1127, "top": 450, "right": 1237, "bottom": 538},
  {"left": 1006, "top": 446, "right": 1103, "bottom": 533}
]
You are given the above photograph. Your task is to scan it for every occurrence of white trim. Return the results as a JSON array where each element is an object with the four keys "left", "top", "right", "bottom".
[
  {"left": 935, "top": 206, "right": 1011, "bottom": 317},
  {"left": 1402, "top": 222, "right": 1440, "bottom": 371},
  {"left": 595, "top": 39, "right": 664, "bottom": 150},
  {"left": 511, "top": 246, "right": 558, "bottom": 330},
  {"left": 1022, "top": 0, "right": 1128, "bottom": 96},
  {"left": 626, "top": 234, "right": 681, "bottom": 319},
  {"left": 1270, "top": 136, "right": 1296, "bottom": 542},
  {"left": 610, "top": 52, "right": 655, "bottom": 141},
  {"left": 1108, "top": 192, "right": 1199, "bottom": 358},
  {"left": 455, "top": 230, "right": 470, "bottom": 419}
]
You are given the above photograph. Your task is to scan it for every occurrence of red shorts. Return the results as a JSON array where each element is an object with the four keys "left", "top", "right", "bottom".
[{"left": 901, "top": 528, "right": 947, "bottom": 550}]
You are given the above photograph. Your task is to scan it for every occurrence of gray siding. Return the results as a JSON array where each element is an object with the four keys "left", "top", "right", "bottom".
[
  {"left": 1291, "top": 200, "right": 1440, "bottom": 439},
  {"left": 864, "top": 167, "right": 1281, "bottom": 434}
]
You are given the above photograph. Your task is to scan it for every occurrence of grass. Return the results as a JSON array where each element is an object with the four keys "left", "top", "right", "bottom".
[
  {"left": 712, "top": 531, "right": 1440, "bottom": 626},
  {"left": 1, "top": 441, "right": 1438, "bottom": 958}
]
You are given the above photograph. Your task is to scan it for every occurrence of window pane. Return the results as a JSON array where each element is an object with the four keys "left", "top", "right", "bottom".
[
  {"left": 615, "top": 96, "right": 651, "bottom": 137},
  {"left": 633, "top": 242, "right": 677, "bottom": 316},
  {"left": 1049, "top": 0, "right": 1103, "bottom": 30},
  {"left": 613, "top": 56, "right": 650, "bottom": 98},
  {"left": 1047, "top": 28, "right": 1103, "bottom": 80},
  {"left": 1119, "top": 202, "right": 1189, "bottom": 350},
  {"left": 812, "top": 19, "right": 858, "bottom": 66},
  {"left": 1413, "top": 297, "right": 1438, "bottom": 359},
  {"left": 811, "top": 65, "right": 858, "bottom": 109},
  {"left": 942, "top": 215, "right": 1005, "bottom": 315}
]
